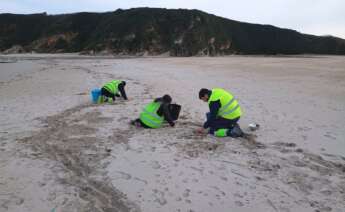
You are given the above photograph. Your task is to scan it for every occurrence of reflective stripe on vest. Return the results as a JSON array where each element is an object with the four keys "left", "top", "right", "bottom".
[
  {"left": 208, "top": 88, "right": 242, "bottom": 119},
  {"left": 143, "top": 108, "right": 162, "bottom": 121},
  {"left": 221, "top": 104, "right": 240, "bottom": 116},
  {"left": 104, "top": 80, "right": 121, "bottom": 94},
  {"left": 139, "top": 102, "right": 164, "bottom": 128},
  {"left": 218, "top": 97, "right": 235, "bottom": 116},
  {"left": 141, "top": 115, "right": 161, "bottom": 128}
]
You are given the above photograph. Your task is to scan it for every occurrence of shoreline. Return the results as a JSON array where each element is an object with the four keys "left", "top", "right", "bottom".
[{"left": 1, "top": 53, "right": 342, "bottom": 61}]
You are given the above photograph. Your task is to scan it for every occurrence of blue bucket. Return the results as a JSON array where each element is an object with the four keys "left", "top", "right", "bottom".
[{"left": 91, "top": 88, "right": 101, "bottom": 103}]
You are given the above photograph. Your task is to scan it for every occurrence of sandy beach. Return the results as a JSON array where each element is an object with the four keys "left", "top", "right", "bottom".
[{"left": 0, "top": 54, "right": 344, "bottom": 212}]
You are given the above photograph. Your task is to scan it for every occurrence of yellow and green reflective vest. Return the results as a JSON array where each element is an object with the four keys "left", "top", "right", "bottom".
[
  {"left": 139, "top": 102, "right": 164, "bottom": 128},
  {"left": 103, "top": 80, "right": 121, "bottom": 95},
  {"left": 208, "top": 88, "right": 242, "bottom": 120},
  {"left": 97, "top": 95, "right": 114, "bottom": 104}
]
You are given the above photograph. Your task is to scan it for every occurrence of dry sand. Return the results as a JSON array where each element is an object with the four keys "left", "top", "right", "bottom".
[{"left": 0, "top": 54, "right": 345, "bottom": 212}]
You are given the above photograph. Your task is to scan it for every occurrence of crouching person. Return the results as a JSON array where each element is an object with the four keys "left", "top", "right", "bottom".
[
  {"left": 131, "top": 95, "right": 176, "bottom": 128},
  {"left": 100, "top": 80, "right": 128, "bottom": 103},
  {"left": 197, "top": 88, "right": 243, "bottom": 137}
]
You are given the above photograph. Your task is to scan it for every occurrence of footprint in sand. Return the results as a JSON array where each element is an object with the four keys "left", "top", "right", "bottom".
[
  {"left": 133, "top": 177, "right": 148, "bottom": 185},
  {"left": 0, "top": 195, "right": 24, "bottom": 209},
  {"left": 192, "top": 178, "right": 199, "bottom": 183},
  {"left": 182, "top": 189, "right": 191, "bottom": 198},
  {"left": 151, "top": 161, "right": 161, "bottom": 169},
  {"left": 114, "top": 171, "right": 132, "bottom": 180},
  {"left": 324, "top": 132, "right": 336, "bottom": 140},
  {"left": 182, "top": 178, "right": 189, "bottom": 183},
  {"left": 235, "top": 201, "right": 244, "bottom": 207},
  {"left": 185, "top": 199, "right": 192, "bottom": 204},
  {"left": 297, "top": 126, "right": 312, "bottom": 132},
  {"left": 220, "top": 176, "right": 228, "bottom": 181},
  {"left": 152, "top": 189, "right": 167, "bottom": 206},
  {"left": 175, "top": 197, "right": 182, "bottom": 201}
]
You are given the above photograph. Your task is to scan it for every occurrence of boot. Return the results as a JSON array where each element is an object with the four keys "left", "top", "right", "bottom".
[{"left": 227, "top": 123, "right": 244, "bottom": 138}]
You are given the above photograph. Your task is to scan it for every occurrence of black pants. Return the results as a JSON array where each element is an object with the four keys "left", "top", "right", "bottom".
[
  {"left": 206, "top": 112, "right": 240, "bottom": 134},
  {"left": 132, "top": 118, "right": 150, "bottom": 128},
  {"left": 101, "top": 87, "right": 116, "bottom": 101}
]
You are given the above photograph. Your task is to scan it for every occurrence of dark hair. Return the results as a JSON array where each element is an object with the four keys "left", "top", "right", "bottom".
[
  {"left": 162, "top": 94, "right": 172, "bottom": 103},
  {"left": 121, "top": 81, "right": 126, "bottom": 86},
  {"left": 199, "top": 88, "right": 210, "bottom": 99}
]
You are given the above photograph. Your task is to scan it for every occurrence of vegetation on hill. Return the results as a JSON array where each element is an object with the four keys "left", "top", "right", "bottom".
[{"left": 1, "top": 8, "right": 344, "bottom": 55}]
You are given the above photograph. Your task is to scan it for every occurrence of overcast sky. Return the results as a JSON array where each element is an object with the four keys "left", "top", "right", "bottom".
[{"left": 1, "top": 0, "right": 345, "bottom": 39}]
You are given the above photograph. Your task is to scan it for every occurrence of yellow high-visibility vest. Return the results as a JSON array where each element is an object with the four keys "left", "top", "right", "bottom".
[
  {"left": 103, "top": 80, "right": 121, "bottom": 94},
  {"left": 139, "top": 102, "right": 164, "bottom": 128},
  {"left": 208, "top": 88, "right": 242, "bottom": 120}
]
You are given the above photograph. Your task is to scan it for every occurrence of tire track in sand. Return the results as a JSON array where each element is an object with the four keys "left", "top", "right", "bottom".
[{"left": 19, "top": 103, "right": 140, "bottom": 212}]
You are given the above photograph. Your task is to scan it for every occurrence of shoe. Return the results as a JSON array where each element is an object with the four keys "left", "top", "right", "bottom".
[{"left": 227, "top": 123, "right": 244, "bottom": 137}]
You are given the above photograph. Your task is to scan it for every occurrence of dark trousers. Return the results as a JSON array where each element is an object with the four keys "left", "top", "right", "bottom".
[
  {"left": 101, "top": 87, "right": 116, "bottom": 101},
  {"left": 132, "top": 118, "right": 150, "bottom": 128},
  {"left": 206, "top": 113, "right": 240, "bottom": 134}
]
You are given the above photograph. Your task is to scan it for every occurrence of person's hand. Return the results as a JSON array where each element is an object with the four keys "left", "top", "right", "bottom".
[{"left": 195, "top": 127, "right": 207, "bottom": 134}]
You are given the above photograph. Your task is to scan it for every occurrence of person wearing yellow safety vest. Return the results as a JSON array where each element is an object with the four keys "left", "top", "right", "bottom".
[
  {"left": 131, "top": 95, "right": 175, "bottom": 128},
  {"left": 198, "top": 88, "right": 243, "bottom": 137},
  {"left": 100, "top": 80, "right": 128, "bottom": 102}
]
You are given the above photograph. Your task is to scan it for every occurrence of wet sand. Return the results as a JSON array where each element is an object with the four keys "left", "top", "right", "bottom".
[{"left": 0, "top": 54, "right": 344, "bottom": 212}]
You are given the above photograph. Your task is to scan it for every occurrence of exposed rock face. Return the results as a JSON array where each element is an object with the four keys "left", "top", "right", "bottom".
[
  {"left": 3, "top": 45, "right": 25, "bottom": 54},
  {"left": 27, "top": 32, "right": 78, "bottom": 52},
  {"left": 1, "top": 8, "right": 345, "bottom": 56}
]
